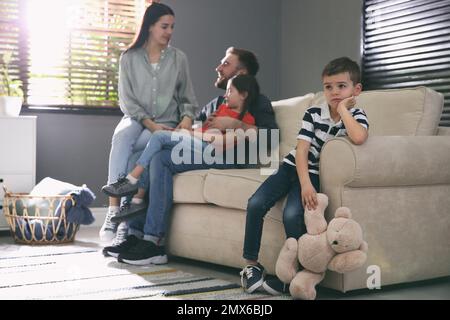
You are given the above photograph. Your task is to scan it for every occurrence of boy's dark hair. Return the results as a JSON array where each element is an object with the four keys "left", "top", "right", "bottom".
[
  {"left": 230, "top": 74, "right": 260, "bottom": 120},
  {"left": 226, "top": 47, "right": 259, "bottom": 76},
  {"left": 322, "top": 57, "right": 361, "bottom": 84}
]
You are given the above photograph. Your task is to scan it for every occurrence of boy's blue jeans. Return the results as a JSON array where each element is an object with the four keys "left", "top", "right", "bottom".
[{"left": 242, "top": 162, "right": 320, "bottom": 261}]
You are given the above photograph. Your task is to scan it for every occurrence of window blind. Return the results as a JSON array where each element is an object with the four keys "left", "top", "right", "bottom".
[
  {"left": 362, "top": 0, "right": 450, "bottom": 126},
  {"left": 0, "top": 0, "right": 21, "bottom": 95},
  {"left": 0, "top": 0, "right": 148, "bottom": 110}
]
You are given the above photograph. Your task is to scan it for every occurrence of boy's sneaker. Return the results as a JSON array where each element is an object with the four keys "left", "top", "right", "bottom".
[
  {"left": 102, "top": 234, "right": 139, "bottom": 258},
  {"left": 111, "top": 201, "right": 147, "bottom": 223},
  {"left": 262, "top": 278, "right": 290, "bottom": 295},
  {"left": 102, "top": 176, "right": 138, "bottom": 198},
  {"left": 118, "top": 238, "right": 168, "bottom": 266},
  {"left": 99, "top": 210, "right": 118, "bottom": 241},
  {"left": 240, "top": 263, "right": 265, "bottom": 293}
]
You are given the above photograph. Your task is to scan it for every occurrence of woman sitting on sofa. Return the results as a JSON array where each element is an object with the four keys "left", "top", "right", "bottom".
[{"left": 100, "top": 2, "right": 198, "bottom": 245}]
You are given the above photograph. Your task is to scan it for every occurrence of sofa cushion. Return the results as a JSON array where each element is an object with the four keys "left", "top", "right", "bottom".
[
  {"left": 202, "top": 168, "right": 285, "bottom": 221},
  {"left": 203, "top": 169, "right": 266, "bottom": 210},
  {"left": 272, "top": 94, "right": 314, "bottom": 159},
  {"left": 173, "top": 169, "right": 209, "bottom": 204},
  {"left": 311, "top": 86, "right": 443, "bottom": 136},
  {"left": 358, "top": 86, "right": 443, "bottom": 136}
]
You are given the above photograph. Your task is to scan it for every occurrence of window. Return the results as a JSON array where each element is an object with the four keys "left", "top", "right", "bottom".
[
  {"left": 362, "top": 0, "right": 450, "bottom": 126},
  {"left": 0, "top": 0, "right": 149, "bottom": 111}
]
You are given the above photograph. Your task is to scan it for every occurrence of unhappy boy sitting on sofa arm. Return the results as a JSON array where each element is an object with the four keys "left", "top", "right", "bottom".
[{"left": 240, "top": 56, "right": 369, "bottom": 295}]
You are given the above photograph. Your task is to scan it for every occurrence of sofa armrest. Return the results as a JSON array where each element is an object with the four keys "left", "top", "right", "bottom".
[
  {"left": 320, "top": 136, "right": 450, "bottom": 188},
  {"left": 320, "top": 136, "right": 450, "bottom": 292}
]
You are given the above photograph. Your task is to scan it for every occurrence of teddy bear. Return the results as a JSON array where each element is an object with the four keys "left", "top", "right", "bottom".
[{"left": 275, "top": 193, "right": 368, "bottom": 300}]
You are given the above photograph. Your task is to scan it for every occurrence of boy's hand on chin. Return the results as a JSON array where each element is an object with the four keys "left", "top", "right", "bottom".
[{"left": 337, "top": 96, "right": 356, "bottom": 113}]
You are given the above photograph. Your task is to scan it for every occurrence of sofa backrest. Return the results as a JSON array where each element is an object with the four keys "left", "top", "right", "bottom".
[
  {"left": 272, "top": 86, "right": 443, "bottom": 159},
  {"left": 272, "top": 93, "right": 314, "bottom": 159},
  {"left": 310, "top": 86, "right": 443, "bottom": 136}
]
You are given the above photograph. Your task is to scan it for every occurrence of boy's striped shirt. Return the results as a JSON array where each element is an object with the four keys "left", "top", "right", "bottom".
[{"left": 283, "top": 103, "right": 369, "bottom": 175}]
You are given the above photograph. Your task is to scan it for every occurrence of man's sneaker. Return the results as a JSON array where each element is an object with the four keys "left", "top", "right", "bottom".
[
  {"left": 102, "top": 176, "right": 138, "bottom": 198},
  {"left": 118, "top": 238, "right": 168, "bottom": 265},
  {"left": 111, "top": 201, "right": 147, "bottom": 223},
  {"left": 99, "top": 210, "right": 118, "bottom": 242},
  {"left": 240, "top": 263, "right": 265, "bottom": 293},
  {"left": 102, "top": 234, "right": 139, "bottom": 258},
  {"left": 262, "top": 278, "right": 290, "bottom": 296}
]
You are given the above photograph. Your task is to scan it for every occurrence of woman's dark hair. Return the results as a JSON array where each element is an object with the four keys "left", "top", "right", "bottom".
[
  {"left": 127, "top": 3, "right": 174, "bottom": 52},
  {"left": 229, "top": 74, "right": 260, "bottom": 120}
]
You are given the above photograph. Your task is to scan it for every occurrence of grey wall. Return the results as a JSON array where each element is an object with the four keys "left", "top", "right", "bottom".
[
  {"left": 165, "top": 0, "right": 281, "bottom": 105},
  {"left": 33, "top": 113, "right": 119, "bottom": 206},
  {"left": 31, "top": 0, "right": 281, "bottom": 207},
  {"left": 280, "top": 0, "right": 363, "bottom": 98}
]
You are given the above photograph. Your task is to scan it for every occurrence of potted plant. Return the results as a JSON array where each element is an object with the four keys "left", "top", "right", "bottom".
[{"left": 0, "top": 50, "right": 24, "bottom": 117}]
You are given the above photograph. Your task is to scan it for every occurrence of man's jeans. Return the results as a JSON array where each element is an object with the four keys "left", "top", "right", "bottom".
[
  {"left": 242, "top": 162, "right": 320, "bottom": 261},
  {"left": 128, "top": 148, "right": 236, "bottom": 241}
]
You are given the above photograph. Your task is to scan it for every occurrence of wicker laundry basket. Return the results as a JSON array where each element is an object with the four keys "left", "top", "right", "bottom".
[{"left": 2, "top": 186, "right": 80, "bottom": 244}]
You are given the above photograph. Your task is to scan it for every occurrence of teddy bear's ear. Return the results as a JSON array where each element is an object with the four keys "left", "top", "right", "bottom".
[{"left": 335, "top": 207, "right": 351, "bottom": 219}]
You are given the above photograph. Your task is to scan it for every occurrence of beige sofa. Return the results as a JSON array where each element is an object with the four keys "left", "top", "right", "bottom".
[{"left": 167, "top": 86, "right": 450, "bottom": 293}]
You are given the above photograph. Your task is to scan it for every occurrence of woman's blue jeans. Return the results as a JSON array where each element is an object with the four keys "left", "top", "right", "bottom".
[
  {"left": 242, "top": 162, "right": 320, "bottom": 261},
  {"left": 108, "top": 117, "right": 177, "bottom": 190},
  {"left": 107, "top": 116, "right": 152, "bottom": 185}
]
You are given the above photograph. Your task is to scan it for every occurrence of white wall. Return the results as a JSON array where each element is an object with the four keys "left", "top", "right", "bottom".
[{"left": 280, "top": 0, "right": 363, "bottom": 98}]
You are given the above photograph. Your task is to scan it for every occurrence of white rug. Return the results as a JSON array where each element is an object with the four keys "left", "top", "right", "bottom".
[{"left": 0, "top": 242, "right": 288, "bottom": 300}]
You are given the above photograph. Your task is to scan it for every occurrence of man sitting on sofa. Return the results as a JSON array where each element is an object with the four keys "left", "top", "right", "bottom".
[{"left": 103, "top": 47, "right": 279, "bottom": 265}]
